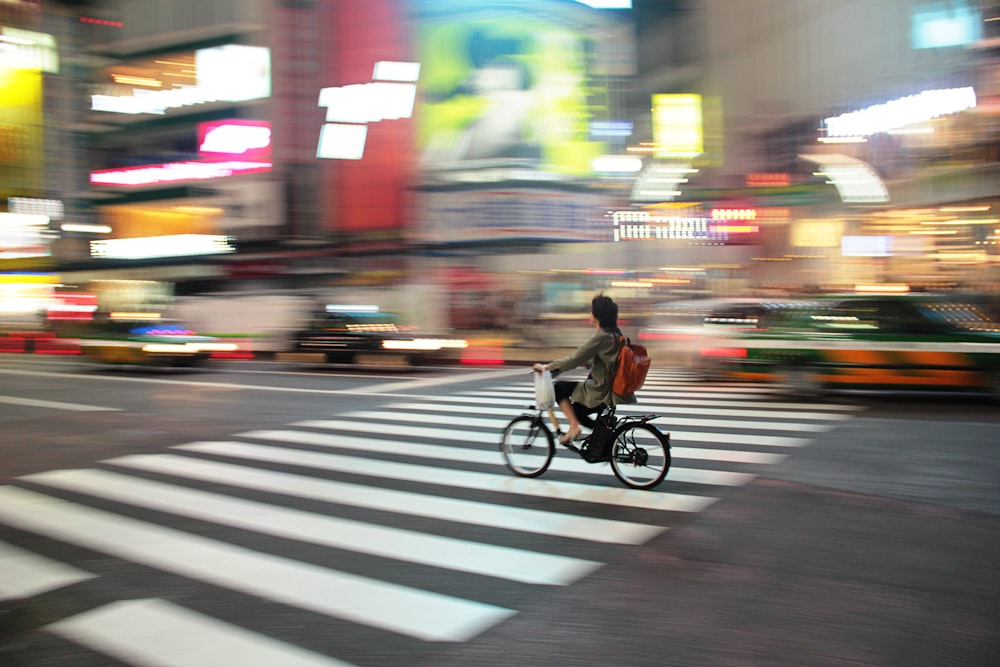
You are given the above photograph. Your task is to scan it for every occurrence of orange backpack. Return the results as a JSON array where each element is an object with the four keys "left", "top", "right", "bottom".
[{"left": 612, "top": 334, "right": 651, "bottom": 396}]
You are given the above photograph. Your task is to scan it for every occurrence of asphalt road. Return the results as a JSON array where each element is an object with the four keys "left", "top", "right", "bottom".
[{"left": 0, "top": 355, "right": 997, "bottom": 666}]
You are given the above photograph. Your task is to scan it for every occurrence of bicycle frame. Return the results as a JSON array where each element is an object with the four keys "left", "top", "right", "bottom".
[{"left": 530, "top": 403, "right": 663, "bottom": 456}]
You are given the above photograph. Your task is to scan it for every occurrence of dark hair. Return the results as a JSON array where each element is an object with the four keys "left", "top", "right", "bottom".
[{"left": 591, "top": 294, "right": 618, "bottom": 330}]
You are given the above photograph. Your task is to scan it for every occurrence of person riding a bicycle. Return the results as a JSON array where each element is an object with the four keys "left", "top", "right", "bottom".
[{"left": 533, "top": 294, "right": 636, "bottom": 445}]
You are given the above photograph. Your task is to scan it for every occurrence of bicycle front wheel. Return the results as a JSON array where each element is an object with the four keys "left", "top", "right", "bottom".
[
  {"left": 610, "top": 423, "right": 670, "bottom": 489},
  {"left": 500, "top": 415, "right": 554, "bottom": 478}
]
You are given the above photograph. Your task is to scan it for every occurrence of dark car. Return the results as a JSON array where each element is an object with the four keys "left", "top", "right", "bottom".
[{"left": 290, "top": 305, "right": 468, "bottom": 366}]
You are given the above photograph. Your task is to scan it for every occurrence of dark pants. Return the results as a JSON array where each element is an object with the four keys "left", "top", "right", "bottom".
[{"left": 554, "top": 380, "right": 599, "bottom": 429}]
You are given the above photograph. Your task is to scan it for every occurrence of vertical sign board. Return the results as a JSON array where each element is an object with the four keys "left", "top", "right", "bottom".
[
  {"left": 323, "top": 0, "right": 415, "bottom": 234},
  {"left": 0, "top": 68, "right": 43, "bottom": 197},
  {"left": 652, "top": 94, "right": 704, "bottom": 159}
]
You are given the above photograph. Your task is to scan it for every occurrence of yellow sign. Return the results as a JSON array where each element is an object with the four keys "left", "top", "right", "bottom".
[{"left": 652, "top": 94, "right": 703, "bottom": 159}]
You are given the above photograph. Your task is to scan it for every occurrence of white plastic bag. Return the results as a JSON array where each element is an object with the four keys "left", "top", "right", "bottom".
[{"left": 534, "top": 369, "right": 555, "bottom": 409}]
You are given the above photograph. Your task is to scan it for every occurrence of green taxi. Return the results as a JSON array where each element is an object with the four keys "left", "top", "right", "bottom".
[{"left": 700, "top": 293, "right": 1000, "bottom": 398}]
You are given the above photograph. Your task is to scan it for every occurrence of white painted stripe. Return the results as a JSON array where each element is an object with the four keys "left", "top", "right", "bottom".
[
  {"left": 291, "top": 419, "right": 790, "bottom": 462},
  {"left": 242, "top": 429, "right": 754, "bottom": 488},
  {"left": 0, "top": 486, "right": 514, "bottom": 642},
  {"left": 107, "top": 454, "right": 664, "bottom": 545},
  {"left": 673, "top": 447, "right": 786, "bottom": 464},
  {"left": 481, "top": 385, "right": 862, "bottom": 410},
  {"left": 352, "top": 367, "right": 527, "bottom": 394},
  {"left": 303, "top": 416, "right": 810, "bottom": 448},
  {"left": 374, "top": 403, "right": 835, "bottom": 432},
  {"left": 385, "top": 399, "right": 852, "bottom": 423},
  {"left": 418, "top": 392, "right": 865, "bottom": 413},
  {"left": 0, "top": 367, "right": 523, "bottom": 399},
  {"left": 46, "top": 598, "right": 356, "bottom": 667},
  {"left": 0, "top": 539, "right": 96, "bottom": 601},
  {"left": 466, "top": 388, "right": 776, "bottom": 401},
  {"left": 25, "top": 469, "right": 599, "bottom": 586},
  {"left": 175, "top": 441, "right": 716, "bottom": 513},
  {"left": 0, "top": 395, "right": 119, "bottom": 412},
  {"left": 620, "top": 398, "right": 865, "bottom": 413}
]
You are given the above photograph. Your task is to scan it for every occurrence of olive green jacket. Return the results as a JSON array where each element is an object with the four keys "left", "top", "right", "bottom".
[{"left": 549, "top": 327, "right": 637, "bottom": 408}]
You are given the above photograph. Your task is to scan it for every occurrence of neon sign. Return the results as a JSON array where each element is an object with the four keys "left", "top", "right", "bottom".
[
  {"left": 711, "top": 209, "right": 757, "bottom": 220},
  {"left": 317, "top": 61, "right": 420, "bottom": 160},
  {"left": 197, "top": 120, "right": 271, "bottom": 160},
  {"left": 91, "top": 160, "right": 272, "bottom": 187}
]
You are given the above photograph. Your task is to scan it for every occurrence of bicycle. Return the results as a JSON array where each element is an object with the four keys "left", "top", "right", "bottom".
[{"left": 500, "top": 401, "right": 671, "bottom": 490}]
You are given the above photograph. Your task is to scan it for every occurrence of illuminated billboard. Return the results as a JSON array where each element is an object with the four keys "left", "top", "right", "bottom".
[
  {"left": 912, "top": 2, "right": 981, "bottom": 49},
  {"left": 652, "top": 94, "right": 703, "bottom": 159},
  {"left": 91, "top": 45, "right": 270, "bottom": 116},
  {"left": 414, "top": 5, "right": 617, "bottom": 176},
  {"left": 91, "top": 119, "right": 272, "bottom": 186},
  {"left": 316, "top": 61, "right": 419, "bottom": 160},
  {"left": 0, "top": 67, "right": 43, "bottom": 195}
]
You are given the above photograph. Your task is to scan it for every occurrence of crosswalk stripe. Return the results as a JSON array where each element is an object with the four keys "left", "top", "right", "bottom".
[
  {"left": 0, "top": 539, "right": 96, "bottom": 601},
  {"left": 385, "top": 399, "right": 852, "bottom": 422},
  {"left": 352, "top": 405, "right": 833, "bottom": 433},
  {"left": 301, "top": 416, "right": 811, "bottom": 448},
  {"left": 241, "top": 428, "right": 755, "bottom": 487},
  {"left": 0, "top": 395, "right": 120, "bottom": 412},
  {"left": 23, "top": 469, "right": 602, "bottom": 586},
  {"left": 107, "top": 454, "right": 665, "bottom": 545},
  {"left": 419, "top": 392, "right": 864, "bottom": 413},
  {"left": 0, "top": 486, "right": 515, "bottom": 642},
  {"left": 46, "top": 598, "right": 357, "bottom": 667},
  {"left": 174, "top": 441, "right": 717, "bottom": 513},
  {"left": 291, "top": 419, "right": 788, "bottom": 463},
  {"left": 467, "top": 388, "right": 777, "bottom": 401}
]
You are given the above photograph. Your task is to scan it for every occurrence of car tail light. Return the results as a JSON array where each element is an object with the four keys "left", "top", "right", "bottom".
[{"left": 700, "top": 346, "right": 748, "bottom": 358}]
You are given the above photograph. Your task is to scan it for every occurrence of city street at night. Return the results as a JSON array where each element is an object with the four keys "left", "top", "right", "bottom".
[{"left": 1, "top": 355, "right": 997, "bottom": 666}]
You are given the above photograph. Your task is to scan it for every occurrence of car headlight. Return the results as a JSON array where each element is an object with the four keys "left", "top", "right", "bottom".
[{"left": 381, "top": 338, "right": 468, "bottom": 351}]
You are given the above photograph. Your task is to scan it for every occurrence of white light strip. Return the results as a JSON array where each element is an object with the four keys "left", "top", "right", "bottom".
[
  {"left": 591, "top": 156, "right": 643, "bottom": 173},
  {"left": 373, "top": 61, "right": 421, "bottom": 82},
  {"left": 824, "top": 87, "right": 976, "bottom": 137},
  {"left": 91, "top": 161, "right": 271, "bottom": 187},
  {"left": 319, "top": 82, "right": 417, "bottom": 124},
  {"left": 61, "top": 223, "right": 112, "bottom": 234},
  {"left": 0, "top": 213, "right": 49, "bottom": 226},
  {"left": 90, "top": 234, "right": 235, "bottom": 260}
]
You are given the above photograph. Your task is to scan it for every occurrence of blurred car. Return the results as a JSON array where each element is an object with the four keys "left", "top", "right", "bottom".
[
  {"left": 290, "top": 305, "right": 468, "bottom": 365},
  {"left": 69, "top": 312, "right": 238, "bottom": 367},
  {"left": 701, "top": 293, "right": 1000, "bottom": 398}
]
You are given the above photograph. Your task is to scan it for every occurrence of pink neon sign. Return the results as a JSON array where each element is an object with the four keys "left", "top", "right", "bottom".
[
  {"left": 90, "top": 160, "right": 272, "bottom": 187},
  {"left": 197, "top": 119, "right": 272, "bottom": 161}
]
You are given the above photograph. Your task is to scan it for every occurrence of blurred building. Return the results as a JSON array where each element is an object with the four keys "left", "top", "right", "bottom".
[
  {"left": 1, "top": 1, "right": 997, "bottom": 335},
  {"left": 630, "top": 0, "right": 999, "bottom": 292}
]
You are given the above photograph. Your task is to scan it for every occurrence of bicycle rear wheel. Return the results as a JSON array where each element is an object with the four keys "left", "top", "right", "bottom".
[
  {"left": 610, "top": 423, "right": 670, "bottom": 489},
  {"left": 500, "top": 415, "right": 554, "bottom": 478}
]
